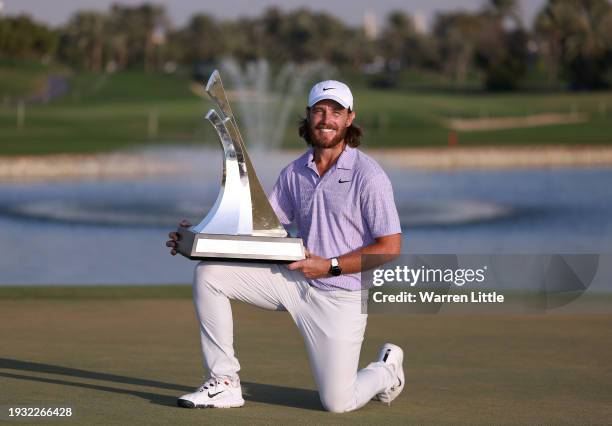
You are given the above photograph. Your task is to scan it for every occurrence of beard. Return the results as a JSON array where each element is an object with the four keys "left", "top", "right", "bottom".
[{"left": 308, "top": 125, "right": 348, "bottom": 149}]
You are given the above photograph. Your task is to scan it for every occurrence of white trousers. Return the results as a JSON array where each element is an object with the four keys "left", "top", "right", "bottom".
[{"left": 191, "top": 260, "right": 396, "bottom": 413}]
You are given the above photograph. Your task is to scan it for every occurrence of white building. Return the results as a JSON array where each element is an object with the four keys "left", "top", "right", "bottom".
[
  {"left": 363, "top": 10, "right": 378, "bottom": 40},
  {"left": 413, "top": 11, "right": 428, "bottom": 34}
]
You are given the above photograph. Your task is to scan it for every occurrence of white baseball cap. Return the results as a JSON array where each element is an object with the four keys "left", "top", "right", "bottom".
[{"left": 308, "top": 80, "right": 354, "bottom": 111}]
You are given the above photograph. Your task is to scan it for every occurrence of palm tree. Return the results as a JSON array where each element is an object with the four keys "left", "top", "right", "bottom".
[
  {"left": 485, "top": 0, "right": 523, "bottom": 28},
  {"left": 63, "top": 11, "right": 107, "bottom": 71},
  {"left": 380, "top": 11, "right": 418, "bottom": 69},
  {"left": 108, "top": 4, "right": 169, "bottom": 72},
  {"left": 182, "top": 14, "right": 223, "bottom": 63},
  {"left": 535, "top": 0, "right": 612, "bottom": 89},
  {"left": 474, "top": 0, "right": 529, "bottom": 90},
  {"left": 433, "top": 12, "right": 483, "bottom": 87}
]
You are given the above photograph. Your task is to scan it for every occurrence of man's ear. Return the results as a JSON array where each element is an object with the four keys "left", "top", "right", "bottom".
[
  {"left": 305, "top": 107, "right": 311, "bottom": 121},
  {"left": 346, "top": 110, "right": 356, "bottom": 127}
]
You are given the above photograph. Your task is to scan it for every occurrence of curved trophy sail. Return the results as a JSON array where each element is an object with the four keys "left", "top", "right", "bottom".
[
  {"left": 205, "top": 70, "right": 288, "bottom": 238},
  {"left": 191, "top": 110, "right": 252, "bottom": 235},
  {"left": 175, "top": 70, "right": 304, "bottom": 262}
]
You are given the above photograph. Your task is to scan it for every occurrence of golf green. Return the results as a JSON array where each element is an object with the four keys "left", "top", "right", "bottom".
[
  {"left": 1, "top": 293, "right": 611, "bottom": 424},
  {"left": 2, "top": 68, "right": 612, "bottom": 155}
]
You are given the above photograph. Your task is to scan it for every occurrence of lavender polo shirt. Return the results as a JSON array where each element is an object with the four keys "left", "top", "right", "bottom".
[{"left": 268, "top": 146, "right": 401, "bottom": 291}]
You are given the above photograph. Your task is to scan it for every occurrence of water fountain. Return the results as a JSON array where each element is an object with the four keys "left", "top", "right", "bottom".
[
  {"left": 221, "top": 58, "right": 331, "bottom": 151},
  {"left": 1, "top": 61, "right": 611, "bottom": 286}
]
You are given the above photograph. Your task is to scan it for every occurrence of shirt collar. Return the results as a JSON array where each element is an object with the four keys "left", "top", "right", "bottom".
[
  {"left": 304, "top": 149, "right": 317, "bottom": 175},
  {"left": 336, "top": 145, "right": 356, "bottom": 170},
  {"left": 304, "top": 149, "right": 314, "bottom": 167},
  {"left": 303, "top": 145, "right": 356, "bottom": 171}
]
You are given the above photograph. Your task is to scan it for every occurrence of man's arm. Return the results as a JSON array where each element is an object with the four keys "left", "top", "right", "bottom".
[
  {"left": 289, "top": 163, "right": 401, "bottom": 280},
  {"left": 288, "top": 233, "right": 401, "bottom": 279}
]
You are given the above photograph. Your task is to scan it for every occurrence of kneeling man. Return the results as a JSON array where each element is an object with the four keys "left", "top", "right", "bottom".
[{"left": 167, "top": 79, "right": 404, "bottom": 413}]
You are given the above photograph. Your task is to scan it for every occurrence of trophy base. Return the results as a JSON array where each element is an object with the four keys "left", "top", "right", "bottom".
[{"left": 176, "top": 228, "right": 305, "bottom": 262}]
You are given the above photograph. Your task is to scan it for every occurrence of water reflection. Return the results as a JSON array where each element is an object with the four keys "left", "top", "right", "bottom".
[{"left": 0, "top": 148, "right": 611, "bottom": 287}]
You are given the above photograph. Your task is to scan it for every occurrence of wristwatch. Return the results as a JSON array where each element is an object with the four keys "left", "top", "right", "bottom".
[{"left": 329, "top": 257, "right": 342, "bottom": 276}]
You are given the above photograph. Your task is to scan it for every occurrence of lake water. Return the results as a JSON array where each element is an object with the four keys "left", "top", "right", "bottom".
[{"left": 1, "top": 148, "right": 611, "bottom": 290}]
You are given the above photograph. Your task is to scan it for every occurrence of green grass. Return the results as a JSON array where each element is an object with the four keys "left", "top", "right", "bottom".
[
  {"left": 0, "top": 60, "right": 68, "bottom": 100},
  {"left": 0, "top": 289, "right": 610, "bottom": 424},
  {"left": 0, "top": 284, "right": 192, "bottom": 300},
  {"left": 1, "top": 65, "right": 612, "bottom": 155},
  {"left": 0, "top": 69, "right": 211, "bottom": 155},
  {"left": 327, "top": 89, "right": 612, "bottom": 147}
]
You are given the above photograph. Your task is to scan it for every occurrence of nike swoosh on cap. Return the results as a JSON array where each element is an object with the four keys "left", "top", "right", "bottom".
[{"left": 322, "top": 87, "right": 333, "bottom": 91}]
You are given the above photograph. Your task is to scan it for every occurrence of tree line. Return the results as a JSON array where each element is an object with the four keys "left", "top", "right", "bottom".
[{"left": 1, "top": 0, "right": 612, "bottom": 90}]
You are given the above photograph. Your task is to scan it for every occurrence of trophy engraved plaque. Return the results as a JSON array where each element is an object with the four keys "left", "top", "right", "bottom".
[{"left": 175, "top": 70, "right": 305, "bottom": 262}]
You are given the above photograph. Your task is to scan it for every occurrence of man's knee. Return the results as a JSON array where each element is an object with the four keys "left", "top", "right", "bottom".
[{"left": 319, "top": 391, "right": 355, "bottom": 413}]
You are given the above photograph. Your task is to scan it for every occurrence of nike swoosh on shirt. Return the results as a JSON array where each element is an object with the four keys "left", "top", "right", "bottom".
[{"left": 338, "top": 179, "right": 351, "bottom": 183}]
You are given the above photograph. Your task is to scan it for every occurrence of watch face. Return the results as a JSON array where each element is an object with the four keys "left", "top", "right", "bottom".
[{"left": 329, "top": 258, "right": 341, "bottom": 276}]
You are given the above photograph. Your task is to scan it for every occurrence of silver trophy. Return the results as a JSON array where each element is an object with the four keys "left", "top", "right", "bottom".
[{"left": 175, "top": 70, "right": 305, "bottom": 262}]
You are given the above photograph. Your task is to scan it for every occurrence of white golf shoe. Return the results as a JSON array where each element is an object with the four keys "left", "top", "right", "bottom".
[
  {"left": 374, "top": 343, "right": 405, "bottom": 404},
  {"left": 177, "top": 376, "right": 245, "bottom": 409}
]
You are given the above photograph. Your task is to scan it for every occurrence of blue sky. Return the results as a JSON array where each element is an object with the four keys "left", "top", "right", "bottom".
[{"left": 2, "top": 0, "right": 547, "bottom": 28}]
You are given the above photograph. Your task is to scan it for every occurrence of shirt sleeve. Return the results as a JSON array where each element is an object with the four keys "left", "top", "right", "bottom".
[
  {"left": 268, "top": 168, "right": 294, "bottom": 227},
  {"left": 361, "top": 171, "right": 402, "bottom": 238}
]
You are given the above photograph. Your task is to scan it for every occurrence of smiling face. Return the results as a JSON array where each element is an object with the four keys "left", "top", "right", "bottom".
[{"left": 307, "top": 99, "right": 355, "bottom": 149}]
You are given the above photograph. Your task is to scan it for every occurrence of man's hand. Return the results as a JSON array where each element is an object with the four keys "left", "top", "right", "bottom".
[
  {"left": 166, "top": 219, "right": 192, "bottom": 256},
  {"left": 288, "top": 251, "right": 330, "bottom": 279}
]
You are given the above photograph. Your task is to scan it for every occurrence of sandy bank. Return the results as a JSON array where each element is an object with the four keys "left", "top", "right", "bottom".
[
  {"left": 0, "top": 153, "right": 181, "bottom": 181},
  {"left": 367, "top": 145, "right": 612, "bottom": 170},
  {"left": 447, "top": 113, "right": 589, "bottom": 131},
  {"left": 1, "top": 145, "right": 611, "bottom": 181}
]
